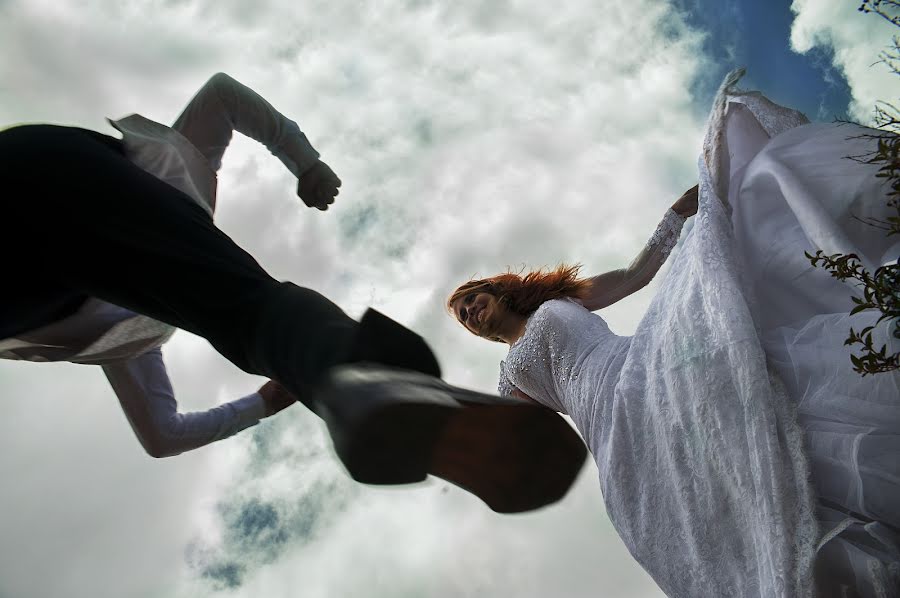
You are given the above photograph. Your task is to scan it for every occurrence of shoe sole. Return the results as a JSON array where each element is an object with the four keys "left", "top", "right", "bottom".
[{"left": 315, "top": 364, "right": 587, "bottom": 513}]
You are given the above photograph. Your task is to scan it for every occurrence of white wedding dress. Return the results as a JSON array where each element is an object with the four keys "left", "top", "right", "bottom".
[{"left": 497, "top": 71, "right": 900, "bottom": 597}]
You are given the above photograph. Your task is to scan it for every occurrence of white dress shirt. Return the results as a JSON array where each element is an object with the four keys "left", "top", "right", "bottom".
[{"left": 0, "top": 73, "right": 321, "bottom": 456}]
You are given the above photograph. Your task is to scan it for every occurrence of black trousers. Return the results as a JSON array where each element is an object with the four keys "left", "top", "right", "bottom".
[{"left": 0, "top": 124, "right": 357, "bottom": 405}]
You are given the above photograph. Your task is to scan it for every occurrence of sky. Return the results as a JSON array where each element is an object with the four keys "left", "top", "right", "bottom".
[{"left": 0, "top": 1, "right": 897, "bottom": 597}]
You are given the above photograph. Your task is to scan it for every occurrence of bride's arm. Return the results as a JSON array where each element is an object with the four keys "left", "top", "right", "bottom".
[{"left": 581, "top": 185, "right": 697, "bottom": 311}]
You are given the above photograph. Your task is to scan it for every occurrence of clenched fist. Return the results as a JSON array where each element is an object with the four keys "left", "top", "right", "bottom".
[{"left": 297, "top": 159, "right": 341, "bottom": 211}]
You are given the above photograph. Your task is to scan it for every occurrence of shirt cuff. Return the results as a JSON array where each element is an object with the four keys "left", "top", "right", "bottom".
[
  {"left": 230, "top": 391, "right": 268, "bottom": 429},
  {"left": 272, "top": 119, "right": 321, "bottom": 178}
]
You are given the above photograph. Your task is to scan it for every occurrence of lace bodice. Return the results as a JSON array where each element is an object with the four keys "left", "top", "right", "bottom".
[
  {"left": 500, "top": 299, "right": 607, "bottom": 406},
  {"left": 498, "top": 208, "right": 685, "bottom": 427},
  {"left": 499, "top": 299, "right": 631, "bottom": 448},
  {"left": 496, "top": 208, "right": 685, "bottom": 452}
]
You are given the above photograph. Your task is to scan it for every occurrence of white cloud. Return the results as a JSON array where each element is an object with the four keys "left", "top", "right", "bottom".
[
  {"left": 790, "top": 0, "right": 900, "bottom": 123},
  {"left": 0, "top": 0, "right": 717, "bottom": 596}
]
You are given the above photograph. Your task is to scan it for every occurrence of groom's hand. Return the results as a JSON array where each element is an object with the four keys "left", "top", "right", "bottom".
[
  {"left": 258, "top": 380, "right": 297, "bottom": 417},
  {"left": 297, "top": 160, "right": 341, "bottom": 211}
]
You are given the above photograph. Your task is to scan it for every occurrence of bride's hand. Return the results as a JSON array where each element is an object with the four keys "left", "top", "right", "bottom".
[{"left": 671, "top": 184, "right": 699, "bottom": 218}]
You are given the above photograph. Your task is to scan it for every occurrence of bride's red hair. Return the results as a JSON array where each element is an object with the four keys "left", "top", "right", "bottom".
[{"left": 447, "top": 264, "right": 593, "bottom": 317}]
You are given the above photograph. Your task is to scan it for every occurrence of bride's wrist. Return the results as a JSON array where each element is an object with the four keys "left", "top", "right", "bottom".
[{"left": 668, "top": 206, "right": 689, "bottom": 221}]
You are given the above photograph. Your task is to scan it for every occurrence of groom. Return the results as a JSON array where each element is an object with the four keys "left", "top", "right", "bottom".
[{"left": 0, "top": 72, "right": 585, "bottom": 514}]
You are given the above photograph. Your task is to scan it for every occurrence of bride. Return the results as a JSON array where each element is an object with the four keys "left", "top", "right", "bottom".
[{"left": 447, "top": 70, "right": 899, "bottom": 598}]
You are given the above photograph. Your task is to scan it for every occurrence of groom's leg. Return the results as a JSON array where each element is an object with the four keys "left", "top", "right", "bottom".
[
  {"left": 0, "top": 124, "right": 587, "bottom": 512},
  {"left": 0, "top": 124, "right": 357, "bottom": 401}
]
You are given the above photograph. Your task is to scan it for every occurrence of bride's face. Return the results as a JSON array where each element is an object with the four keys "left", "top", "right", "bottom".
[{"left": 450, "top": 291, "right": 506, "bottom": 340}]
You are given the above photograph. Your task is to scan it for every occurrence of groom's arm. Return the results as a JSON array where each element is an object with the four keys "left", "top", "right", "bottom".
[
  {"left": 102, "top": 347, "right": 273, "bottom": 458},
  {"left": 172, "top": 72, "right": 340, "bottom": 210}
]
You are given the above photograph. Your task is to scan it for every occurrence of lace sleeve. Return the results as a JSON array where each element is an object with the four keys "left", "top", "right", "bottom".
[
  {"left": 583, "top": 208, "right": 686, "bottom": 310},
  {"left": 498, "top": 361, "right": 517, "bottom": 397}
]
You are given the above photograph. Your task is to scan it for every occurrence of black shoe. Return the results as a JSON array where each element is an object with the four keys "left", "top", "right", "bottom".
[
  {"left": 348, "top": 308, "right": 442, "bottom": 378},
  {"left": 314, "top": 363, "right": 588, "bottom": 514}
]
